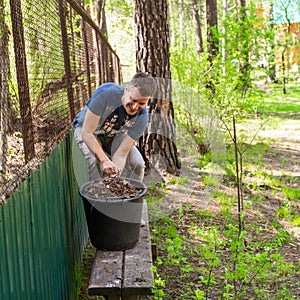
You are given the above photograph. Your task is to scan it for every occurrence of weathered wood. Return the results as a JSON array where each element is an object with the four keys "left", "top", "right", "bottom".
[
  {"left": 88, "top": 200, "right": 154, "bottom": 299},
  {"left": 88, "top": 251, "right": 123, "bottom": 296},
  {"left": 107, "top": 296, "right": 121, "bottom": 300},
  {"left": 10, "top": 0, "right": 35, "bottom": 162},
  {"left": 151, "top": 244, "right": 157, "bottom": 261},
  {"left": 122, "top": 201, "right": 153, "bottom": 296},
  {"left": 122, "top": 296, "right": 143, "bottom": 300},
  {"left": 58, "top": 0, "right": 75, "bottom": 122}
]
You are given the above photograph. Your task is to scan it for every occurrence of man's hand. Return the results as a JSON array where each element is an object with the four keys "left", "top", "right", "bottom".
[
  {"left": 101, "top": 160, "right": 120, "bottom": 176},
  {"left": 111, "top": 135, "right": 136, "bottom": 176}
]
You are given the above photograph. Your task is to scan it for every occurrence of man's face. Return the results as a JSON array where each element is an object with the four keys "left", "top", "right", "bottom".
[{"left": 122, "top": 87, "right": 150, "bottom": 115}]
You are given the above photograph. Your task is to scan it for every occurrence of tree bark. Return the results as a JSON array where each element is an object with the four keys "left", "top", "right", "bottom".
[
  {"left": 192, "top": 0, "right": 203, "bottom": 53},
  {"left": 96, "top": 0, "right": 108, "bottom": 36},
  {"left": 10, "top": 0, "right": 35, "bottom": 162},
  {"left": 0, "top": 0, "right": 9, "bottom": 176},
  {"left": 268, "top": 0, "right": 276, "bottom": 82},
  {"left": 134, "top": 0, "right": 180, "bottom": 175},
  {"left": 206, "top": 0, "right": 218, "bottom": 98},
  {"left": 93, "top": 0, "right": 113, "bottom": 83},
  {"left": 206, "top": 0, "right": 218, "bottom": 63},
  {"left": 221, "top": 0, "right": 228, "bottom": 75},
  {"left": 236, "top": 0, "right": 251, "bottom": 94}
]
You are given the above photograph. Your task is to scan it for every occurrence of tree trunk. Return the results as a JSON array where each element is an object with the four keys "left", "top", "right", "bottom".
[
  {"left": 168, "top": 0, "right": 176, "bottom": 48},
  {"left": 206, "top": 0, "right": 218, "bottom": 97},
  {"left": 0, "top": 0, "right": 9, "bottom": 177},
  {"left": 238, "top": 0, "right": 251, "bottom": 93},
  {"left": 192, "top": 0, "right": 203, "bottom": 53},
  {"left": 179, "top": 0, "right": 186, "bottom": 49},
  {"left": 206, "top": 0, "right": 218, "bottom": 63},
  {"left": 96, "top": 0, "right": 107, "bottom": 36},
  {"left": 10, "top": 0, "right": 35, "bottom": 162},
  {"left": 93, "top": 0, "right": 113, "bottom": 83},
  {"left": 134, "top": 0, "right": 180, "bottom": 175},
  {"left": 268, "top": 0, "right": 276, "bottom": 82},
  {"left": 221, "top": 0, "right": 228, "bottom": 75}
]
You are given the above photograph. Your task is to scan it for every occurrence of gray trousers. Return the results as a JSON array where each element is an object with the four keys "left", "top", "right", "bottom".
[{"left": 74, "top": 127, "right": 145, "bottom": 181}]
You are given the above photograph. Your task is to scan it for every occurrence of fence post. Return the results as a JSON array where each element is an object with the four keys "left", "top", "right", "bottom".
[
  {"left": 82, "top": 21, "right": 92, "bottom": 98},
  {"left": 9, "top": 0, "right": 35, "bottom": 163},
  {"left": 95, "top": 34, "right": 102, "bottom": 85},
  {"left": 58, "top": 0, "right": 75, "bottom": 123},
  {"left": 0, "top": 0, "right": 9, "bottom": 176}
]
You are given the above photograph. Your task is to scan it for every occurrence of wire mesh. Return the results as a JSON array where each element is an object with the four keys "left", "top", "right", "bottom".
[{"left": 0, "top": 0, "right": 121, "bottom": 202}]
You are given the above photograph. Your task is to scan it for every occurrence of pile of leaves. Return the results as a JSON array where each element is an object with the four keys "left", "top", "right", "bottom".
[{"left": 81, "top": 177, "right": 144, "bottom": 200}]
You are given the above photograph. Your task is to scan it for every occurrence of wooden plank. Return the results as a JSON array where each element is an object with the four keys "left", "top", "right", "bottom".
[
  {"left": 88, "top": 250, "right": 123, "bottom": 296},
  {"left": 122, "top": 296, "right": 143, "bottom": 300},
  {"left": 122, "top": 201, "right": 154, "bottom": 296}
]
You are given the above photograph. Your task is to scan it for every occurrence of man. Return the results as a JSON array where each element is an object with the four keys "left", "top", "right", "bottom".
[{"left": 73, "top": 72, "right": 156, "bottom": 182}]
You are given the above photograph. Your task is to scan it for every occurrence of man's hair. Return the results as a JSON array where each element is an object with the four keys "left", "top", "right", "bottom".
[{"left": 128, "top": 72, "right": 157, "bottom": 97}]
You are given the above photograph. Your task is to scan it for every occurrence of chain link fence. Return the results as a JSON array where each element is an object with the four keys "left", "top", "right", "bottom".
[{"left": 0, "top": 0, "right": 121, "bottom": 202}]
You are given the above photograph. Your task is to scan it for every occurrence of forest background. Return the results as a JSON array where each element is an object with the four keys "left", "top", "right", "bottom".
[
  {"left": 0, "top": 0, "right": 299, "bottom": 298},
  {"left": 78, "top": 0, "right": 300, "bottom": 299}
]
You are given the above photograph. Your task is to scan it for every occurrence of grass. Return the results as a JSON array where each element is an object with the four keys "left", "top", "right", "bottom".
[
  {"left": 258, "top": 100, "right": 300, "bottom": 114},
  {"left": 147, "top": 83, "right": 300, "bottom": 299},
  {"left": 256, "top": 84, "right": 300, "bottom": 114}
]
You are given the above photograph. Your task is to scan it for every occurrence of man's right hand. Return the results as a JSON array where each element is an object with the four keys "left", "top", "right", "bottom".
[{"left": 101, "top": 160, "right": 119, "bottom": 176}]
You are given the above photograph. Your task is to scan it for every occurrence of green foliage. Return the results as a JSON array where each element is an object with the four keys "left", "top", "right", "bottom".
[
  {"left": 106, "top": 0, "right": 133, "bottom": 17},
  {"left": 282, "top": 187, "right": 300, "bottom": 201},
  {"left": 151, "top": 265, "right": 166, "bottom": 299},
  {"left": 246, "top": 142, "right": 270, "bottom": 161},
  {"left": 74, "top": 262, "right": 82, "bottom": 299},
  {"left": 79, "top": 1, "right": 300, "bottom": 297},
  {"left": 105, "top": 0, "right": 135, "bottom": 79},
  {"left": 151, "top": 87, "right": 300, "bottom": 296},
  {"left": 170, "top": 1, "right": 277, "bottom": 155},
  {"left": 24, "top": 1, "right": 65, "bottom": 106},
  {"left": 276, "top": 201, "right": 300, "bottom": 226},
  {"left": 257, "top": 84, "right": 300, "bottom": 113},
  {"left": 217, "top": 191, "right": 235, "bottom": 215},
  {"left": 203, "top": 174, "right": 220, "bottom": 189},
  {"left": 151, "top": 208, "right": 298, "bottom": 299}
]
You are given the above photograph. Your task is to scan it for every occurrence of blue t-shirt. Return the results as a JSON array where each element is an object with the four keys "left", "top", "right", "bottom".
[{"left": 73, "top": 83, "right": 148, "bottom": 141}]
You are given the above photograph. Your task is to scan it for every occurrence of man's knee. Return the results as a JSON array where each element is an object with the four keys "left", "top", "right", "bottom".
[{"left": 131, "top": 162, "right": 145, "bottom": 181}]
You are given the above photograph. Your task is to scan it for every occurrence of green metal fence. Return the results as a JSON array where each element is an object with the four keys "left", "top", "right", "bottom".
[{"left": 0, "top": 132, "right": 88, "bottom": 300}]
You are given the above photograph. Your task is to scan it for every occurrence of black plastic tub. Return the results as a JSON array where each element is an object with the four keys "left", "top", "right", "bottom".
[{"left": 79, "top": 178, "right": 147, "bottom": 251}]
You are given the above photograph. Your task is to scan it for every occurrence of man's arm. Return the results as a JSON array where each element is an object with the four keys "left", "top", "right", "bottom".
[
  {"left": 112, "top": 135, "right": 136, "bottom": 175},
  {"left": 82, "top": 108, "right": 117, "bottom": 175}
]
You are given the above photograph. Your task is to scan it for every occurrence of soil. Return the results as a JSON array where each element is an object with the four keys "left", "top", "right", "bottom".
[
  {"left": 0, "top": 124, "right": 69, "bottom": 204},
  {"left": 78, "top": 113, "right": 300, "bottom": 299},
  {"left": 81, "top": 177, "right": 144, "bottom": 200},
  {"left": 2, "top": 106, "right": 299, "bottom": 299}
]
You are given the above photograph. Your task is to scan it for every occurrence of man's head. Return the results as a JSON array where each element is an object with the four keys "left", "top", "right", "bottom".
[
  {"left": 128, "top": 72, "right": 157, "bottom": 98},
  {"left": 122, "top": 73, "right": 157, "bottom": 115}
]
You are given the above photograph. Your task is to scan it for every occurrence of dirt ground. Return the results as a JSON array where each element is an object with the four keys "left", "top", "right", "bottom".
[
  {"left": 2, "top": 111, "right": 299, "bottom": 299},
  {"left": 78, "top": 115, "right": 300, "bottom": 299}
]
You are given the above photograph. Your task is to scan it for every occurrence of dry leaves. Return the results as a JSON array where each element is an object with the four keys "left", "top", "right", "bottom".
[{"left": 82, "top": 177, "right": 143, "bottom": 200}]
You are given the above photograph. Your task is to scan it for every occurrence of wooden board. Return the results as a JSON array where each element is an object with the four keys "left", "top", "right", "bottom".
[
  {"left": 122, "top": 201, "right": 154, "bottom": 296},
  {"left": 88, "top": 250, "right": 123, "bottom": 296}
]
